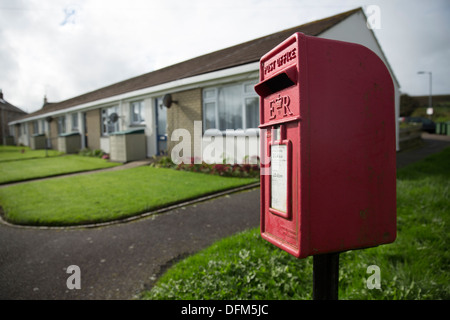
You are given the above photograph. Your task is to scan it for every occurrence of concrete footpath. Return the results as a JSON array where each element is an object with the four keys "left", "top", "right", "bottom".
[
  {"left": 0, "top": 186, "right": 261, "bottom": 300},
  {"left": 396, "top": 132, "right": 450, "bottom": 168},
  {"left": 0, "top": 133, "right": 449, "bottom": 300}
]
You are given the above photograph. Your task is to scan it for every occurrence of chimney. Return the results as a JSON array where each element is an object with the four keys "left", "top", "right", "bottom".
[
  {"left": 44, "top": 95, "right": 48, "bottom": 105},
  {"left": 0, "top": 89, "right": 3, "bottom": 100}
]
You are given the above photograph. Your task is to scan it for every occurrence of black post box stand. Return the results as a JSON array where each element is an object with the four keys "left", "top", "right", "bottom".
[{"left": 312, "top": 252, "right": 340, "bottom": 300}]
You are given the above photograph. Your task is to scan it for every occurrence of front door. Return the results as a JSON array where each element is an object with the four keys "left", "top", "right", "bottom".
[{"left": 155, "top": 98, "right": 168, "bottom": 155}]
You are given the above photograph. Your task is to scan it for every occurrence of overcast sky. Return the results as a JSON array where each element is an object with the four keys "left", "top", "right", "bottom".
[{"left": 1, "top": 0, "right": 449, "bottom": 113}]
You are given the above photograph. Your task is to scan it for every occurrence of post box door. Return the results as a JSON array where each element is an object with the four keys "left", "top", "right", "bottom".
[{"left": 255, "top": 33, "right": 304, "bottom": 258}]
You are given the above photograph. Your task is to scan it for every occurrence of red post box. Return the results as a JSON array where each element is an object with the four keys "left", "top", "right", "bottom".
[{"left": 255, "top": 33, "right": 396, "bottom": 259}]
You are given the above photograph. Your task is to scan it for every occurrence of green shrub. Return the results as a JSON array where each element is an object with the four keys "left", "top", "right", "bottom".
[
  {"left": 150, "top": 156, "right": 176, "bottom": 169},
  {"left": 79, "top": 148, "right": 105, "bottom": 158},
  {"left": 150, "top": 156, "right": 260, "bottom": 178}
]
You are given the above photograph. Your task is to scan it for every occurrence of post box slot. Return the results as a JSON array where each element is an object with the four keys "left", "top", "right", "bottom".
[{"left": 255, "top": 65, "right": 297, "bottom": 97}]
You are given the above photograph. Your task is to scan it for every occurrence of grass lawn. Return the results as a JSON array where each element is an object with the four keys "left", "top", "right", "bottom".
[
  {"left": 0, "top": 166, "right": 259, "bottom": 226},
  {"left": 0, "top": 155, "right": 121, "bottom": 184},
  {"left": 141, "top": 147, "right": 450, "bottom": 300},
  {"left": 0, "top": 145, "right": 62, "bottom": 161}
]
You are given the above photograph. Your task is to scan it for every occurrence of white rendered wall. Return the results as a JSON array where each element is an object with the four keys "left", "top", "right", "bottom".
[{"left": 319, "top": 10, "right": 401, "bottom": 150}]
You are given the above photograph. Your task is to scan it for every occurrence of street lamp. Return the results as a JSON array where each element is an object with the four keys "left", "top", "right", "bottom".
[{"left": 417, "top": 71, "right": 432, "bottom": 118}]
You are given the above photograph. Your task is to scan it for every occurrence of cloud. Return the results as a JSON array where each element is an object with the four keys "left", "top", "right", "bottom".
[
  {"left": 3, "top": 0, "right": 353, "bottom": 111},
  {"left": 370, "top": 0, "right": 450, "bottom": 95},
  {"left": 1, "top": 0, "right": 449, "bottom": 113}
]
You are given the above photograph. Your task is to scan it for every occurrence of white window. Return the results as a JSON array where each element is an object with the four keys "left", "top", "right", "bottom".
[
  {"left": 57, "top": 116, "right": 66, "bottom": 135},
  {"left": 102, "top": 106, "right": 119, "bottom": 136},
  {"left": 71, "top": 113, "right": 79, "bottom": 132},
  {"left": 33, "top": 121, "right": 39, "bottom": 134},
  {"left": 40, "top": 119, "right": 46, "bottom": 134},
  {"left": 202, "top": 81, "right": 259, "bottom": 131},
  {"left": 130, "top": 100, "right": 145, "bottom": 125}
]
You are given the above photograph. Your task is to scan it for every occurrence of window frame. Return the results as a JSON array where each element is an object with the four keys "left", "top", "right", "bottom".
[
  {"left": 130, "top": 100, "right": 145, "bottom": 125},
  {"left": 71, "top": 113, "right": 79, "bottom": 132},
  {"left": 101, "top": 106, "right": 120, "bottom": 136},
  {"left": 33, "top": 121, "right": 39, "bottom": 134},
  {"left": 40, "top": 119, "right": 46, "bottom": 134},
  {"left": 57, "top": 116, "right": 66, "bottom": 135},
  {"left": 202, "top": 80, "right": 259, "bottom": 133}
]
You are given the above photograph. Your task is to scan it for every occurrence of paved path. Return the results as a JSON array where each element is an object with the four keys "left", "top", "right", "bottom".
[
  {"left": 0, "top": 186, "right": 260, "bottom": 300},
  {"left": 396, "top": 132, "right": 450, "bottom": 168},
  {"left": 0, "top": 133, "right": 449, "bottom": 300}
]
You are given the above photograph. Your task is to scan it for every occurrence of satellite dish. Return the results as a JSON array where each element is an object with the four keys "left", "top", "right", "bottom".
[
  {"left": 162, "top": 93, "right": 177, "bottom": 108},
  {"left": 109, "top": 113, "right": 119, "bottom": 123}
]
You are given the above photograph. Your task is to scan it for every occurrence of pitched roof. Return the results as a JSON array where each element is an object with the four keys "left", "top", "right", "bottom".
[
  {"left": 0, "top": 92, "right": 27, "bottom": 115},
  {"left": 19, "top": 7, "right": 361, "bottom": 121}
]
